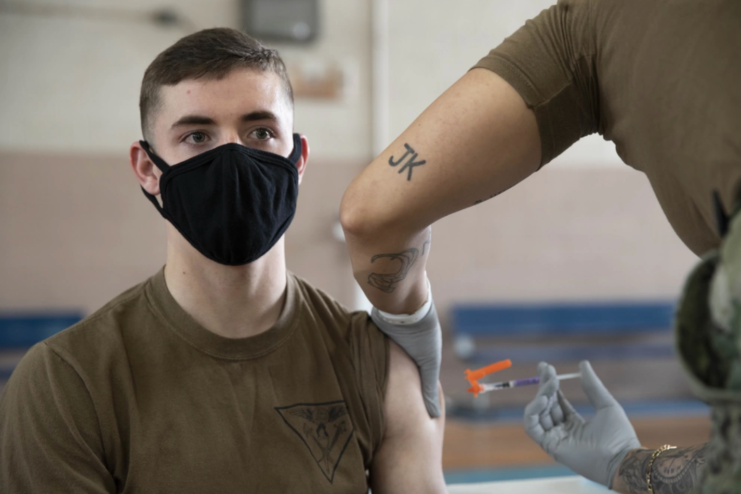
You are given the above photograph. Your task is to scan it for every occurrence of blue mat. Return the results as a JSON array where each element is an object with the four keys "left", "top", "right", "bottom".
[
  {"left": 467, "top": 341, "right": 674, "bottom": 363},
  {"left": 0, "top": 312, "right": 84, "bottom": 348},
  {"left": 453, "top": 302, "right": 676, "bottom": 337}
]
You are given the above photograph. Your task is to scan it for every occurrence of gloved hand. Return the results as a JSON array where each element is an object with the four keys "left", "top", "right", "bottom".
[
  {"left": 370, "top": 299, "right": 442, "bottom": 418},
  {"left": 523, "top": 361, "right": 641, "bottom": 489}
]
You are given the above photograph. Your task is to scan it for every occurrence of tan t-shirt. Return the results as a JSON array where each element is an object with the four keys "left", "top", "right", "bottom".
[
  {"left": 475, "top": 0, "right": 741, "bottom": 256},
  {"left": 0, "top": 269, "right": 388, "bottom": 493}
]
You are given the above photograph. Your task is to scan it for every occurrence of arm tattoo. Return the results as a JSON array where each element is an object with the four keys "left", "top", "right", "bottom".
[
  {"left": 367, "top": 237, "right": 431, "bottom": 293},
  {"left": 367, "top": 248, "right": 419, "bottom": 293},
  {"left": 618, "top": 445, "right": 707, "bottom": 494},
  {"left": 388, "top": 143, "right": 426, "bottom": 181}
]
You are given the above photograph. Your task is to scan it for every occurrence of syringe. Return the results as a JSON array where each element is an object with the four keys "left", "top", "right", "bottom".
[{"left": 468, "top": 372, "right": 581, "bottom": 396}]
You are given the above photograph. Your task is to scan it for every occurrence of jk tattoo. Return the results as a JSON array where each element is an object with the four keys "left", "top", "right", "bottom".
[{"left": 388, "top": 143, "right": 426, "bottom": 181}]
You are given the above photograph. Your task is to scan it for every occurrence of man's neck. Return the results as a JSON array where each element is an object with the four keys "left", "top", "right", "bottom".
[{"left": 163, "top": 233, "right": 288, "bottom": 339}]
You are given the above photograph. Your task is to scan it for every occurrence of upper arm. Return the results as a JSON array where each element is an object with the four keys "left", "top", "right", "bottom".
[
  {"left": 342, "top": 68, "right": 540, "bottom": 236},
  {"left": 0, "top": 343, "right": 114, "bottom": 493},
  {"left": 476, "top": 0, "right": 599, "bottom": 164},
  {"left": 341, "top": 0, "right": 598, "bottom": 236},
  {"left": 369, "top": 341, "right": 446, "bottom": 494}
]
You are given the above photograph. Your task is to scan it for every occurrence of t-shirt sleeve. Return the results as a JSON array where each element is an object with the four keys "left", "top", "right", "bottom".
[
  {"left": 0, "top": 343, "right": 115, "bottom": 493},
  {"left": 348, "top": 311, "right": 389, "bottom": 455},
  {"left": 474, "top": 0, "right": 600, "bottom": 166}
]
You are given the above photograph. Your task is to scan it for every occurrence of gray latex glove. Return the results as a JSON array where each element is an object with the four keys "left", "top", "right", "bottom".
[
  {"left": 370, "top": 300, "right": 442, "bottom": 418},
  {"left": 523, "top": 361, "right": 641, "bottom": 489}
]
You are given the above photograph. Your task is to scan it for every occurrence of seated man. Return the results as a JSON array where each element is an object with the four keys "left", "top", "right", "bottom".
[{"left": 0, "top": 28, "right": 446, "bottom": 494}]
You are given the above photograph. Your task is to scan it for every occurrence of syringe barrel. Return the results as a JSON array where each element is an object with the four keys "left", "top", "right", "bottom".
[{"left": 513, "top": 377, "right": 540, "bottom": 387}]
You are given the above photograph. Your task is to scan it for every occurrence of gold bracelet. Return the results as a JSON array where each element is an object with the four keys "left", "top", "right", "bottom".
[{"left": 646, "top": 445, "right": 677, "bottom": 494}]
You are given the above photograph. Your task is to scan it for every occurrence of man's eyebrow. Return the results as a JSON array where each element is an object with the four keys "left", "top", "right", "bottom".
[
  {"left": 241, "top": 111, "right": 279, "bottom": 122},
  {"left": 170, "top": 115, "right": 216, "bottom": 129},
  {"left": 169, "top": 112, "right": 278, "bottom": 130}
]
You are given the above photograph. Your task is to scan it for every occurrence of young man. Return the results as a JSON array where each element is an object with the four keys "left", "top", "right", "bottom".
[{"left": 0, "top": 28, "right": 446, "bottom": 493}]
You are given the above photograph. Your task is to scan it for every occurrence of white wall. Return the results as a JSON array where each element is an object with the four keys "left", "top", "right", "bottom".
[
  {"left": 0, "top": 0, "right": 637, "bottom": 165},
  {"left": 0, "top": 0, "right": 372, "bottom": 162},
  {"left": 271, "top": 1, "right": 373, "bottom": 161},
  {"left": 0, "top": 0, "right": 234, "bottom": 154}
]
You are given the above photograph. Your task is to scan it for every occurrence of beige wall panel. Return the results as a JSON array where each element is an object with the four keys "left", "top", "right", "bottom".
[
  {"left": 427, "top": 166, "right": 698, "bottom": 328},
  {"left": 0, "top": 152, "right": 166, "bottom": 312},
  {"left": 285, "top": 161, "right": 363, "bottom": 309},
  {"left": 0, "top": 151, "right": 362, "bottom": 314}
]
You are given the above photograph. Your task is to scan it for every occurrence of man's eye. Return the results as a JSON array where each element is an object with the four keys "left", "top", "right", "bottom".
[
  {"left": 186, "top": 132, "right": 207, "bottom": 144},
  {"left": 252, "top": 128, "right": 272, "bottom": 140}
]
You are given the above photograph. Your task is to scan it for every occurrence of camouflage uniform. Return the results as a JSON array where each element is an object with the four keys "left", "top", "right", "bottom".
[{"left": 676, "top": 212, "right": 741, "bottom": 493}]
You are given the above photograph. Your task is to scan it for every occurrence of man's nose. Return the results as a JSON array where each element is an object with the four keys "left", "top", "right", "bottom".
[{"left": 221, "top": 133, "right": 242, "bottom": 146}]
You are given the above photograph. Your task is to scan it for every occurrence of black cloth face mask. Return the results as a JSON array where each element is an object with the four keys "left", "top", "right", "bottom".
[{"left": 140, "top": 134, "right": 302, "bottom": 266}]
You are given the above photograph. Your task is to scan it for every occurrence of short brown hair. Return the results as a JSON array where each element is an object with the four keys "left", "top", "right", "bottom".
[{"left": 139, "top": 28, "right": 293, "bottom": 141}]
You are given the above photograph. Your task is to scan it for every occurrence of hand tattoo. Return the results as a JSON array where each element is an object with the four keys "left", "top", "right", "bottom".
[
  {"left": 388, "top": 143, "right": 426, "bottom": 181},
  {"left": 618, "top": 445, "right": 707, "bottom": 494}
]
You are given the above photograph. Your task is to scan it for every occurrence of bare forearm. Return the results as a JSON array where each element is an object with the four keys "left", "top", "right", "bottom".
[
  {"left": 612, "top": 445, "right": 707, "bottom": 494},
  {"left": 340, "top": 136, "right": 436, "bottom": 313}
]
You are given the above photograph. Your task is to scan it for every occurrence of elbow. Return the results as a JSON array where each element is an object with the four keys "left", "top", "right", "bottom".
[
  {"left": 339, "top": 180, "right": 388, "bottom": 241},
  {"left": 340, "top": 174, "right": 429, "bottom": 242}
]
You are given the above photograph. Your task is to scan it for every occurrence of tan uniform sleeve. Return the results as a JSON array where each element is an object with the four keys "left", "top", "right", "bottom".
[
  {"left": 474, "top": 0, "right": 599, "bottom": 166},
  {"left": 349, "top": 311, "right": 390, "bottom": 456},
  {"left": 0, "top": 343, "right": 115, "bottom": 493}
]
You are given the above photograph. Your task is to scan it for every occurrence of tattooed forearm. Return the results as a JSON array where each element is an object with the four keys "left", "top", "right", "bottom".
[
  {"left": 388, "top": 143, "right": 426, "bottom": 181},
  {"left": 616, "top": 445, "right": 707, "bottom": 494},
  {"left": 367, "top": 248, "right": 419, "bottom": 293},
  {"left": 367, "top": 237, "right": 431, "bottom": 293}
]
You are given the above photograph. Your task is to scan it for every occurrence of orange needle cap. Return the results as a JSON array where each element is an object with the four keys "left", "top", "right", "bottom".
[
  {"left": 467, "top": 382, "right": 484, "bottom": 398},
  {"left": 465, "top": 359, "right": 512, "bottom": 398},
  {"left": 465, "top": 359, "right": 512, "bottom": 385}
]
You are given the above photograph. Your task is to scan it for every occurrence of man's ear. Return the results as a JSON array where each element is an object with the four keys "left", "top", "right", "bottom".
[
  {"left": 296, "top": 134, "right": 310, "bottom": 185},
  {"left": 129, "top": 141, "right": 161, "bottom": 195}
]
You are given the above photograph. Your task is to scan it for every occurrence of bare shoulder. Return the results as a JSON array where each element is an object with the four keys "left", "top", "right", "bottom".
[{"left": 370, "top": 341, "right": 447, "bottom": 494}]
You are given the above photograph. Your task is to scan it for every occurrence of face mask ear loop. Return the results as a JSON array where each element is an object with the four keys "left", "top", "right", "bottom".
[
  {"left": 138, "top": 140, "right": 171, "bottom": 217},
  {"left": 288, "top": 134, "right": 303, "bottom": 164},
  {"left": 139, "top": 141, "right": 170, "bottom": 174}
]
